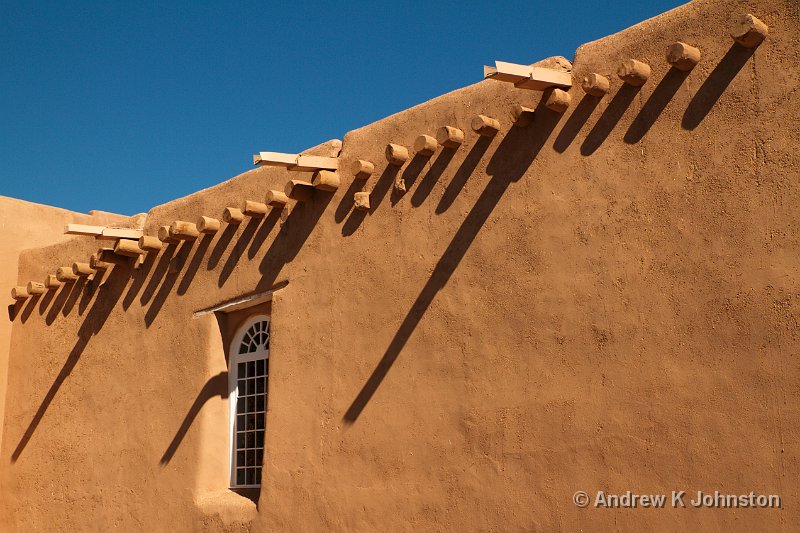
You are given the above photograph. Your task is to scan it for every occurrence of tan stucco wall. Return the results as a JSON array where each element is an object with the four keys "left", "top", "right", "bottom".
[
  {"left": 0, "top": 198, "right": 127, "bottom": 529},
  {"left": 0, "top": 197, "right": 125, "bottom": 443},
  {"left": 2, "top": 0, "right": 799, "bottom": 530}
]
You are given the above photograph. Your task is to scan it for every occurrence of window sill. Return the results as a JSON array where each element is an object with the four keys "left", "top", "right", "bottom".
[{"left": 195, "top": 488, "right": 258, "bottom": 525}]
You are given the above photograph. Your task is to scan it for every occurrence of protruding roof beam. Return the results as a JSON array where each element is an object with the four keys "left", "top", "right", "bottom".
[
  {"left": 27, "top": 282, "right": 46, "bottom": 295},
  {"left": 511, "top": 104, "right": 535, "bottom": 127},
  {"left": 72, "top": 262, "right": 96, "bottom": 277},
  {"left": 11, "top": 286, "right": 29, "bottom": 300},
  {"left": 581, "top": 74, "right": 610, "bottom": 97},
  {"left": 312, "top": 170, "right": 340, "bottom": 192},
  {"left": 243, "top": 201, "right": 269, "bottom": 217},
  {"left": 197, "top": 216, "right": 220, "bottom": 234},
  {"left": 115, "top": 240, "right": 146, "bottom": 257},
  {"left": 436, "top": 126, "right": 465, "bottom": 148},
  {"left": 471, "top": 115, "right": 501, "bottom": 137},
  {"left": 265, "top": 190, "right": 289, "bottom": 207},
  {"left": 385, "top": 144, "right": 409, "bottom": 166},
  {"left": 351, "top": 160, "right": 374, "bottom": 178},
  {"left": 139, "top": 236, "right": 163, "bottom": 251},
  {"left": 223, "top": 208, "right": 244, "bottom": 225},
  {"left": 617, "top": 59, "right": 651, "bottom": 86},
  {"left": 484, "top": 61, "right": 572, "bottom": 91}
]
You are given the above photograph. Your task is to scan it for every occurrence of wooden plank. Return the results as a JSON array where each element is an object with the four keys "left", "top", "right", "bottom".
[
  {"left": 97, "top": 228, "right": 144, "bottom": 240},
  {"left": 290, "top": 155, "right": 339, "bottom": 172},
  {"left": 254, "top": 150, "right": 339, "bottom": 172},
  {"left": 485, "top": 61, "right": 572, "bottom": 90},
  {"left": 253, "top": 151, "right": 297, "bottom": 167},
  {"left": 64, "top": 224, "right": 105, "bottom": 236},
  {"left": 484, "top": 61, "right": 530, "bottom": 83},
  {"left": 490, "top": 61, "right": 533, "bottom": 83},
  {"left": 514, "top": 67, "right": 572, "bottom": 90}
]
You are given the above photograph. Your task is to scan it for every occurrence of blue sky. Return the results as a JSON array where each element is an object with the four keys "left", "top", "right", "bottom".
[{"left": 1, "top": 0, "right": 685, "bottom": 216}]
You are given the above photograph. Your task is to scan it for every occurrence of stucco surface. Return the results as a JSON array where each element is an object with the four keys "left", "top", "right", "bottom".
[
  {"left": 0, "top": 197, "right": 125, "bottom": 449},
  {"left": 2, "top": 0, "right": 799, "bottom": 530}
]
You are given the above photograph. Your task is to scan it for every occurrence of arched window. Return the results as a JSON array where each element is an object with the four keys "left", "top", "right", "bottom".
[{"left": 229, "top": 316, "right": 270, "bottom": 488}]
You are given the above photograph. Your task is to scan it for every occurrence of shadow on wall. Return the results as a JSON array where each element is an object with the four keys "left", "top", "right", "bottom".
[
  {"left": 11, "top": 204, "right": 285, "bottom": 333},
  {"left": 552, "top": 94, "right": 601, "bottom": 153},
  {"left": 682, "top": 42, "right": 755, "bottom": 130},
  {"left": 624, "top": 67, "right": 690, "bottom": 143},
  {"left": 342, "top": 99, "right": 565, "bottom": 424},
  {"left": 160, "top": 370, "right": 227, "bottom": 465},
  {"left": 411, "top": 147, "right": 457, "bottom": 207},
  {"left": 393, "top": 153, "right": 431, "bottom": 206},
  {"left": 436, "top": 135, "right": 493, "bottom": 214},
  {"left": 123, "top": 253, "right": 158, "bottom": 310},
  {"left": 144, "top": 241, "right": 194, "bottom": 326},
  {"left": 255, "top": 191, "right": 334, "bottom": 290},
  {"left": 11, "top": 267, "right": 131, "bottom": 461},
  {"left": 335, "top": 174, "right": 369, "bottom": 224},
  {"left": 135, "top": 214, "right": 280, "bottom": 327},
  {"left": 580, "top": 84, "right": 641, "bottom": 156}
]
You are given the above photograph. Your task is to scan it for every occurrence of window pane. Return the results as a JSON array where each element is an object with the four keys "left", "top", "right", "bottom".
[{"left": 232, "top": 321, "right": 270, "bottom": 487}]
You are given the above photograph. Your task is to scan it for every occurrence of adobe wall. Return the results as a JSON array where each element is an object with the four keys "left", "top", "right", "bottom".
[
  {"left": 0, "top": 198, "right": 126, "bottom": 452},
  {"left": 2, "top": 0, "right": 798, "bottom": 530}
]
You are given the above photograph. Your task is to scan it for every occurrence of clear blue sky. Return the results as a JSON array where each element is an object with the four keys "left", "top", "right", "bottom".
[{"left": 1, "top": 0, "right": 685, "bottom": 216}]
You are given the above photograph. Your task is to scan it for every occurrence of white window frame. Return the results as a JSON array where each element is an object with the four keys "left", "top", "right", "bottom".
[{"left": 228, "top": 314, "right": 270, "bottom": 489}]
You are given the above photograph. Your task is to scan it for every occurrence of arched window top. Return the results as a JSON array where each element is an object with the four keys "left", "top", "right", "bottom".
[{"left": 238, "top": 319, "right": 270, "bottom": 355}]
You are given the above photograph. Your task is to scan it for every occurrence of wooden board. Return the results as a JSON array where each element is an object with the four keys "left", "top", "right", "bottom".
[
  {"left": 484, "top": 61, "right": 572, "bottom": 90},
  {"left": 64, "top": 224, "right": 105, "bottom": 236},
  {"left": 253, "top": 151, "right": 339, "bottom": 172},
  {"left": 253, "top": 151, "right": 298, "bottom": 167},
  {"left": 97, "top": 228, "right": 144, "bottom": 240}
]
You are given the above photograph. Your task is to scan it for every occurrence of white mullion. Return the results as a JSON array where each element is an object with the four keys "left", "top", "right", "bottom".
[{"left": 236, "top": 349, "right": 269, "bottom": 364}]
